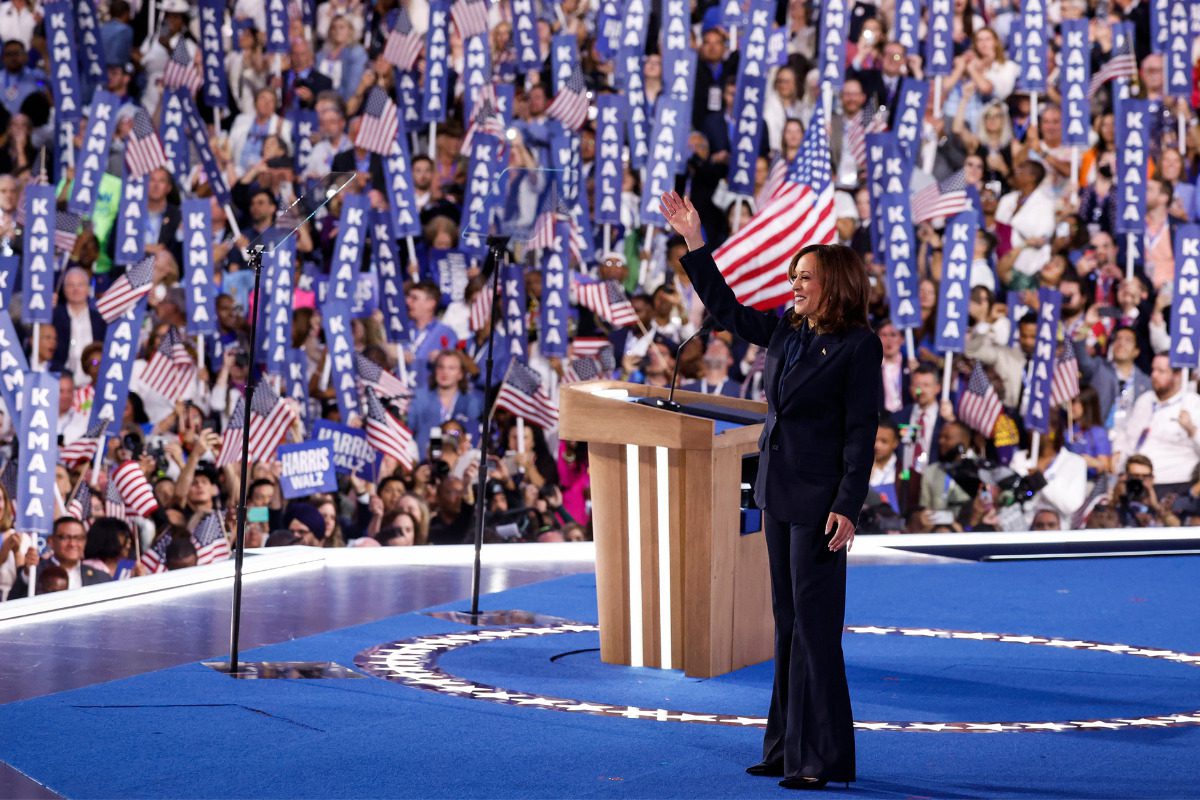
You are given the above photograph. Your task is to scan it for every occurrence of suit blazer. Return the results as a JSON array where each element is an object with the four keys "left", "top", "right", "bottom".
[
  {"left": 679, "top": 248, "right": 882, "bottom": 525},
  {"left": 51, "top": 302, "right": 107, "bottom": 374},
  {"left": 8, "top": 560, "right": 112, "bottom": 599},
  {"left": 330, "top": 149, "right": 387, "bottom": 194}
]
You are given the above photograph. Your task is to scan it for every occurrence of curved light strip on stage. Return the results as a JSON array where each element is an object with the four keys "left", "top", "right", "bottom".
[{"left": 355, "top": 622, "right": 1200, "bottom": 733}]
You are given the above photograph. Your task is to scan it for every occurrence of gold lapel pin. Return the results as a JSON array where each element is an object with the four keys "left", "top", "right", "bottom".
[{"left": 821, "top": 347, "right": 827, "bottom": 356}]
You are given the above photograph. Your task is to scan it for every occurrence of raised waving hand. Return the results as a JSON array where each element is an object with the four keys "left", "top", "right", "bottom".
[{"left": 660, "top": 191, "right": 705, "bottom": 251}]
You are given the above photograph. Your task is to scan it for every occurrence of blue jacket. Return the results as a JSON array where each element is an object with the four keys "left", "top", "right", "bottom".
[{"left": 407, "top": 387, "right": 485, "bottom": 458}]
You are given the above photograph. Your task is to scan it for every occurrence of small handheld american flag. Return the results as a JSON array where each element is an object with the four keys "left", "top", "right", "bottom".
[
  {"left": 574, "top": 276, "right": 639, "bottom": 328},
  {"left": 193, "top": 511, "right": 231, "bottom": 565},
  {"left": 364, "top": 386, "right": 415, "bottom": 470},
  {"left": 66, "top": 481, "right": 92, "bottom": 523},
  {"left": 546, "top": 68, "right": 589, "bottom": 132},
  {"left": 126, "top": 108, "right": 169, "bottom": 180},
  {"left": 354, "top": 87, "right": 401, "bottom": 156},
  {"left": 162, "top": 37, "right": 203, "bottom": 94},
  {"left": 60, "top": 418, "right": 108, "bottom": 467},
  {"left": 382, "top": 6, "right": 423, "bottom": 71},
  {"left": 1088, "top": 23, "right": 1136, "bottom": 99},
  {"left": 957, "top": 362, "right": 1004, "bottom": 437},
  {"left": 113, "top": 460, "right": 159, "bottom": 518},
  {"left": 141, "top": 327, "right": 197, "bottom": 402},
  {"left": 96, "top": 255, "right": 155, "bottom": 322},
  {"left": 495, "top": 360, "right": 558, "bottom": 430},
  {"left": 140, "top": 531, "right": 171, "bottom": 574},
  {"left": 1050, "top": 345, "right": 1080, "bottom": 408},
  {"left": 355, "top": 353, "right": 409, "bottom": 399},
  {"left": 911, "top": 168, "right": 972, "bottom": 225},
  {"left": 846, "top": 99, "right": 888, "bottom": 170},
  {"left": 450, "top": 0, "right": 490, "bottom": 39},
  {"left": 104, "top": 479, "right": 127, "bottom": 522},
  {"left": 462, "top": 85, "right": 508, "bottom": 152}
]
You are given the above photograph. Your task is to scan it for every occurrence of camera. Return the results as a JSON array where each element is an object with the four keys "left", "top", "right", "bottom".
[
  {"left": 122, "top": 431, "right": 144, "bottom": 459},
  {"left": 1123, "top": 477, "right": 1147, "bottom": 503}
]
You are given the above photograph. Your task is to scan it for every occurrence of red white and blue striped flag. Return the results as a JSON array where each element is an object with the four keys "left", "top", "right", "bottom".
[
  {"left": 462, "top": 85, "right": 507, "bottom": 152},
  {"left": 957, "top": 362, "right": 1004, "bottom": 437},
  {"left": 546, "top": 68, "right": 589, "bottom": 132},
  {"left": 104, "top": 479, "right": 127, "bottom": 522},
  {"left": 382, "top": 6, "right": 423, "bottom": 71},
  {"left": 1050, "top": 345, "right": 1080, "bottom": 408},
  {"left": 141, "top": 327, "right": 196, "bottom": 402},
  {"left": 113, "top": 460, "right": 159, "bottom": 518},
  {"left": 66, "top": 481, "right": 92, "bottom": 523},
  {"left": 1088, "top": 24, "right": 1136, "bottom": 98},
  {"left": 713, "top": 105, "right": 836, "bottom": 309},
  {"left": 162, "top": 37, "right": 202, "bottom": 94},
  {"left": 911, "top": 168, "right": 972, "bottom": 225},
  {"left": 193, "top": 511, "right": 231, "bottom": 565},
  {"left": 355, "top": 352, "right": 409, "bottom": 399},
  {"left": 140, "top": 531, "right": 171, "bottom": 574},
  {"left": 364, "top": 387, "right": 415, "bottom": 470},
  {"left": 450, "top": 0, "right": 490, "bottom": 39},
  {"left": 354, "top": 87, "right": 401, "bottom": 155},
  {"left": 215, "top": 380, "right": 296, "bottom": 467},
  {"left": 60, "top": 418, "right": 108, "bottom": 467},
  {"left": 126, "top": 108, "right": 168, "bottom": 180},
  {"left": 495, "top": 360, "right": 558, "bottom": 430},
  {"left": 96, "top": 255, "right": 155, "bottom": 322},
  {"left": 573, "top": 276, "right": 639, "bottom": 328}
]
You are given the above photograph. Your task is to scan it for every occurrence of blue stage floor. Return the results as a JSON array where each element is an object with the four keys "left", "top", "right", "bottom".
[{"left": 1, "top": 556, "right": 1198, "bottom": 798}]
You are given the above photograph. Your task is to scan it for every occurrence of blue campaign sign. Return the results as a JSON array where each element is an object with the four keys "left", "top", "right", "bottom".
[
  {"left": 114, "top": 166, "right": 147, "bottom": 266},
  {"left": 0, "top": 310, "right": 29, "bottom": 416},
  {"left": 893, "top": 0, "right": 922, "bottom": 53},
  {"left": 182, "top": 198, "right": 217, "bottom": 334},
  {"left": 1170, "top": 225, "right": 1200, "bottom": 368},
  {"left": 314, "top": 420, "right": 377, "bottom": 481},
  {"left": 75, "top": 0, "right": 106, "bottom": 89},
  {"left": 934, "top": 211, "right": 979, "bottom": 354},
  {"left": 322, "top": 299, "right": 359, "bottom": 423},
  {"left": 893, "top": 79, "right": 928, "bottom": 166},
  {"left": 182, "top": 94, "right": 232, "bottom": 208},
  {"left": 539, "top": 224, "right": 570, "bottom": 358},
  {"left": 617, "top": 0, "right": 650, "bottom": 168},
  {"left": 502, "top": 259, "right": 528, "bottom": 361},
  {"left": 328, "top": 194, "right": 370, "bottom": 305},
  {"left": 1023, "top": 288, "right": 1061, "bottom": 435},
  {"left": 593, "top": 94, "right": 625, "bottom": 226},
  {"left": 1152, "top": 0, "right": 1169, "bottom": 53},
  {"left": 551, "top": 33, "right": 580, "bottom": 92},
  {"left": 459, "top": 132, "right": 502, "bottom": 259},
  {"left": 728, "top": 0, "right": 772, "bottom": 197},
  {"left": 1115, "top": 99, "right": 1150, "bottom": 235},
  {"left": 22, "top": 184, "right": 55, "bottom": 325},
  {"left": 382, "top": 128, "right": 422, "bottom": 238},
  {"left": 199, "top": 0, "right": 227, "bottom": 107},
  {"left": 817, "top": 0, "right": 850, "bottom": 88},
  {"left": 511, "top": 0, "right": 542, "bottom": 70},
  {"left": 278, "top": 440, "right": 338, "bottom": 499},
  {"left": 461, "top": 34, "right": 492, "bottom": 124},
  {"left": 160, "top": 90, "right": 189, "bottom": 182},
  {"left": 1016, "top": 0, "right": 1047, "bottom": 92},
  {"left": 641, "top": 96, "right": 688, "bottom": 227},
  {"left": 15, "top": 372, "right": 58, "bottom": 536},
  {"left": 1166, "top": 0, "right": 1193, "bottom": 98},
  {"left": 44, "top": 2, "right": 83, "bottom": 124},
  {"left": 262, "top": 239, "right": 296, "bottom": 373},
  {"left": 422, "top": 0, "right": 451, "bottom": 123},
  {"left": 69, "top": 90, "right": 119, "bottom": 217},
  {"left": 88, "top": 299, "right": 148, "bottom": 435},
  {"left": 1059, "top": 20, "right": 1091, "bottom": 147},
  {"left": 372, "top": 212, "right": 409, "bottom": 344},
  {"left": 924, "top": 0, "right": 955, "bottom": 76},
  {"left": 0, "top": 255, "right": 15, "bottom": 311},
  {"left": 265, "top": 0, "right": 288, "bottom": 53},
  {"left": 394, "top": 68, "right": 422, "bottom": 131}
]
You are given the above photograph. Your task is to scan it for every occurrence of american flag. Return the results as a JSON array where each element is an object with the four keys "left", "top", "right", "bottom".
[
  {"left": 574, "top": 276, "right": 639, "bottom": 327},
  {"left": 354, "top": 87, "right": 401, "bottom": 156},
  {"left": 60, "top": 419, "right": 108, "bottom": 467},
  {"left": 141, "top": 327, "right": 196, "bottom": 402},
  {"left": 468, "top": 283, "right": 493, "bottom": 332},
  {"left": 66, "top": 481, "right": 92, "bottom": 522},
  {"left": 450, "top": 0, "right": 490, "bottom": 39},
  {"left": 193, "top": 511, "right": 231, "bottom": 565},
  {"left": 495, "top": 360, "right": 558, "bottom": 430},
  {"left": 355, "top": 352, "right": 409, "bottom": 399},
  {"left": 103, "top": 479, "right": 127, "bottom": 522},
  {"left": 712, "top": 105, "right": 836, "bottom": 309},
  {"left": 162, "top": 37, "right": 202, "bottom": 94},
  {"left": 216, "top": 395, "right": 247, "bottom": 468},
  {"left": 140, "top": 531, "right": 171, "bottom": 574},
  {"left": 113, "top": 460, "right": 159, "bottom": 517},
  {"left": 73, "top": 384, "right": 95, "bottom": 415},
  {"left": 216, "top": 380, "right": 297, "bottom": 467},
  {"left": 1088, "top": 23, "right": 1137, "bottom": 98},
  {"left": 1050, "top": 345, "right": 1080, "bottom": 408},
  {"left": 381, "top": 6, "right": 423, "bottom": 71},
  {"left": 846, "top": 99, "right": 887, "bottom": 170},
  {"left": 462, "top": 85, "right": 508, "bottom": 152},
  {"left": 755, "top": 155, "right": 788, "bottom": 209},
  {"left": 55, "top": 210, "right": 82, "bottom": 254},
  {"left": 546, "top": 68, "right": 589, "bottom": 132},
  {"left": 957, "top": 362, "right": 1004, "bottom": 437},
  {"left": 526, "top": 181, "right": 587, "bottom": 265},
  {"left": 911, "top": 168, "right": 972, "bottom": 225},
  {"left": 125, "top": 108, "right": 168, "bottom": 180},
  {"left": 96, "top": 255, "right": 155, "bottom": 322},
  {"left": 570, "top": 337, "right": 612, "bottom": 359},
  {"left": 0, "top": 459, "right": 16, "bottom": 502},
  {"left": 562, "top": 356, "right": 605, "bottom": 384},
  {"left": 364, "top": 386, "right": 415, "bottom": 470}
]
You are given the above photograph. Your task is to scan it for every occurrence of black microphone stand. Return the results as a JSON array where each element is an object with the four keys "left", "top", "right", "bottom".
[
  {"left": 468, "top": 236, "right": 509, "bottom": 621},
  {"left": 638, "top": 322, "right": 714, "bottom": 413},
  {"left": 227, "top": 244, "right": 265, "bottom": 675}
]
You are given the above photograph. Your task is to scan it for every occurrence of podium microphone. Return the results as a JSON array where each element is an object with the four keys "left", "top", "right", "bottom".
[{"left": 667, "top": 320, "right": 718, "bottom": 408}]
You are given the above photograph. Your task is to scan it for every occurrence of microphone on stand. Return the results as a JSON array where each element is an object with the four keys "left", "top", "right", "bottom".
[{"left": 637, "top": 320, "right": 718, "bottom": 412}]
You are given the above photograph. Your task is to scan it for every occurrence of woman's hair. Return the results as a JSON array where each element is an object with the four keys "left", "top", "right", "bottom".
[
  {"left": 977, "top": 99, "right": 1013, "bottom": 147},
  {"left": 973, "top": 26, "right": 1002, "bottom": 63},
  {"left": 400, "top": 492, "right": 432, "bottom": 545},
  {"left": 785, "top": 244, "right": 870, "bottom": 334},
  {"left": 85, "top": 517, "right": 131, "bottom": 561},
  {"left": 1075, "top": 385, "right": 1103, "bottom": 430},
  {"left": 426, "top": 349, "right": 474, "bottom": 392}
]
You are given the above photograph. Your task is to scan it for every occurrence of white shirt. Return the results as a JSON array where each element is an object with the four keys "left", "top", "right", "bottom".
[
  {"left": 1114, "top": 388, "right": 1200, "bottom": 484},
  {"left": 1009, "top": 448, "right": 1088, "bottom": 524},
  {"left": 0, "top": 2, "right": 38, "bottom": 49},
  {"left": 67, "top": 305, "right": 93, "bottom": 384}
]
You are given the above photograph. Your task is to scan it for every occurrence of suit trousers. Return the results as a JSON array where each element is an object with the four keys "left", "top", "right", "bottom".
[{"left": 761, "top": 511, "right": 856, "bottom": 782}]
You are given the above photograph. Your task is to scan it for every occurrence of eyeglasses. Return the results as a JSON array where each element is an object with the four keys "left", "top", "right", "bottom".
[{"left": 55, "top": 534, "right": 87, "bottom": 543}]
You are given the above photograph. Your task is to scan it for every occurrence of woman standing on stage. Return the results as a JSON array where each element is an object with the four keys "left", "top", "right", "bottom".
[{"left": 660, "top": 191, "right": 880, "bottom": 791}]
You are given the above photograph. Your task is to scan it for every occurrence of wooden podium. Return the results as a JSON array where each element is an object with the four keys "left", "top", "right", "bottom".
[{"left": 559, "top": 380, "right": 774, "bottom": 678}]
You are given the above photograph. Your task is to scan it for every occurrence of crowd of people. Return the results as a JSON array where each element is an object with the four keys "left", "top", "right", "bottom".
[{"left": 0, "top": 0, "right": 1198, "bottom": 600}]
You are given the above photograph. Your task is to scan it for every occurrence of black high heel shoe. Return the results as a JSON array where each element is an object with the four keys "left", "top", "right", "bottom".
[
  {"left": 745, "top": 761, "right": 785, "bottom": 777},
  {"left": 778, "top": 776, "right": 832, "bottom": 790}
]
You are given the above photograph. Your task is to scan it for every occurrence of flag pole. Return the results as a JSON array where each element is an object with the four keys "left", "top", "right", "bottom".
[
  {"left": 24, "top": 533, "right": 35, "bottom": 598},
  {"left": 933, "top": 76, "right": 943, "bottom": 119},
  {"left": 405, "top": 236, "right": 419, "bottom": 280},
  {"left": 940, "top": 354, "right": 953, "bottom": 403},
  {"left": 1126, "top": 232, "right": 1135, "bottom": 281},
  {"left": 227, "top": 244, "right": 266, "bottom": 675},
  {"left": 30, "top": 325, "right": 39, "bottom": 371},
  {"left": 1069, "top": 146, "right": 1080, "bottom": 204},
  {"left": 1029, "top": 431, "right": 1040, "bottom": 463},
  {"left": 1178, "top": 99, "right": 1186, "bottom": 155},
  {"left": 428, "top": 122, "right": 437, "bottom": 157},
  {"left": 196, "top": 334, "right": 205, "bottom": 398},
  {"left": 602, "top": 224, "right": 611, "bottom": 255},
  {"left": 733, "top": 198, "right": 744, "bottom": 233},
  {"left": 1030, "top": 92, "right": 1039, "bottom": 129}
]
